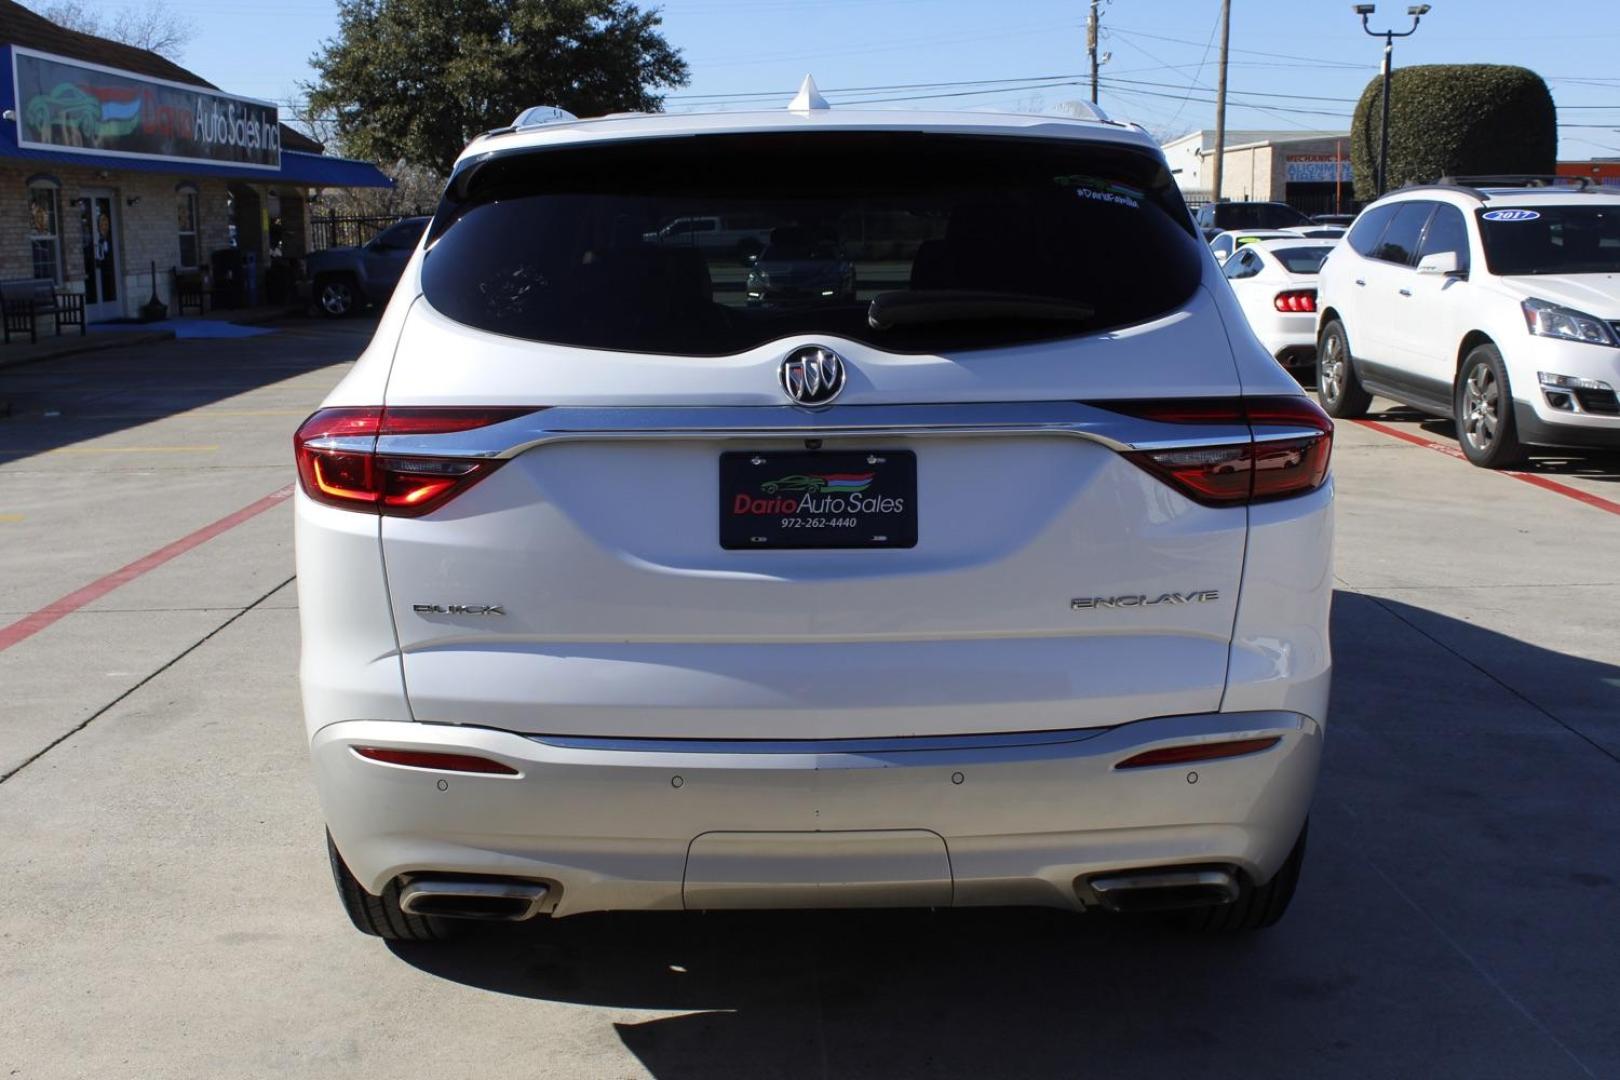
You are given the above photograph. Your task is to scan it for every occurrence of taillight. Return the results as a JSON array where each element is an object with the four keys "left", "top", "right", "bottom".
[
  {"left": 294, "top": 406, "right": 537, "bottom": 517},
  {"left": 1115, "top": 737, "right": 1281, "bottom": 769},
  {"left": 1100, "top": 395, "right": 1333, "bottom": 507},
  {"left": 1273, "top": 290, "right": 1317, "bottom": 313}
]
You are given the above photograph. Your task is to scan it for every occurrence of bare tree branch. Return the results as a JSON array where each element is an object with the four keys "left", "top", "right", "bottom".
[{"left": 23, "top": 0, "right": 193, "bottom": 61}]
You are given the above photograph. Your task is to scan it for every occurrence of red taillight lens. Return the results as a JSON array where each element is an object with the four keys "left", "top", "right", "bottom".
[
  {"left": 1104, "top": 396, "right": 1333, "bottom": 507},
  {"left": 1273, "top": 290, "right": 1317, "bottom": 313},
  {"left": 294, "top": 406, "right": 537, "bottom": 517},
  {"left": 352, "top": 747, "right": 519, "bottom": 775},
  {"left": 1115, "top": 737, "right": 1281, "bottom": 769}
]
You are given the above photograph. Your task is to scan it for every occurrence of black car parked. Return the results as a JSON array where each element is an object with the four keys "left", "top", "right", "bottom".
[{"left": 1195, "top": 201, "right": 1311, "bottom": 241}]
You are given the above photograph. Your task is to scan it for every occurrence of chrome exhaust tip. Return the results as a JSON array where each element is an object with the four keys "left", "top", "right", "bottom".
[
  {"left": 398, "top": 879, "right": 550, "bottom": 921},
  {"left": 1086, "top": 868, "right": 1240, "bottom": 913}
]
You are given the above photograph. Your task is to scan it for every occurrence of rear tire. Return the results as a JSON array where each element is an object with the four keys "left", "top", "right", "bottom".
[
  {"left": 1455, "top": 344, "right": 1524, "bottom": 468},
  {"left": 1317, "top": 320, "right": 1371, "bottom": 418},
  {"left": 1174, "top": 821, "right": 1307, "bottom": 933},
  {"left": 327, "top": 830, "right": 455, "bottom": 942}
]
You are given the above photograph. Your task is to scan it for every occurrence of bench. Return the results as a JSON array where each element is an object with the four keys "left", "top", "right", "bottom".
[
  {"left": 1, "top": 278, "right": 86, "bottom": 344},
  {"left": 172, "top": 267, "right": 208, "bottom": 316}
]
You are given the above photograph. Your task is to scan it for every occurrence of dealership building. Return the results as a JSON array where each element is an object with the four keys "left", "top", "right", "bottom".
[
  {"left": 0, "top": 0, "right": 388, "bottom": 322},
  {"left": 1162, "top": 129, "right": 1354, "bottom": 214}
]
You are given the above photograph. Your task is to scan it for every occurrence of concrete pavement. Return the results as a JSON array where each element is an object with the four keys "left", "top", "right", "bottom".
[{"left": 1, "top": 327, "right": 1617, "bottom": 1079}]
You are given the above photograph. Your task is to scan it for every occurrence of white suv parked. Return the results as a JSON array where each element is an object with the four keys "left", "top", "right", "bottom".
[
  {"left": 295, "top": 101, "right": 1333, "bottom": 942},
  {"left": 1316, "top": 180, "right": 1620, "bottom": 466}
]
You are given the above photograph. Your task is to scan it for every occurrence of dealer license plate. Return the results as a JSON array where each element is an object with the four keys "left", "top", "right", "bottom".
[{"left": 720, "top": 450, "right": 917, "bottom": 550}]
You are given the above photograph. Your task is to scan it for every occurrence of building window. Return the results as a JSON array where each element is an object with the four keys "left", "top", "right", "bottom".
[
  {"left": 28, "top": 183, "right": 62, "bottom": 283},
  {"left": 177, "top": 188, "right": 200, "bottom": 268}
]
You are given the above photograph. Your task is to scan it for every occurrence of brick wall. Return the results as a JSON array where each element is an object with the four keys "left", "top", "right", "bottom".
[{"left": 1, "top": 162, "right": 238, "bottom": 318}]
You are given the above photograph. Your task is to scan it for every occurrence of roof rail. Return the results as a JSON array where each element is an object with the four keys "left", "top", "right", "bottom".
[
  {"left": 1395, "top": 180, "right": 1489, "bottom": 201},
  {"left": 1439, "top": 174, "right": 1592, "bottom": 192}
]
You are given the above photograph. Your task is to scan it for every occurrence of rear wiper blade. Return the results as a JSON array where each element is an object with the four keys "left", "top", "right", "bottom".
[{"left": 868, "top": 290, "right": 1095, "bottom": 330}]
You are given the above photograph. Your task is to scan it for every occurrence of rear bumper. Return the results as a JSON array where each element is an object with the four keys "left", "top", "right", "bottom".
[{"left": 313, "top": 709, "right": 1322, "bottom": 916}]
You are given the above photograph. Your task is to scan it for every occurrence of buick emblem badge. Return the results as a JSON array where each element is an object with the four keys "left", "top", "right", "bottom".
[{"left": 779, "top": 346, "right": 846, "bottom": 407}]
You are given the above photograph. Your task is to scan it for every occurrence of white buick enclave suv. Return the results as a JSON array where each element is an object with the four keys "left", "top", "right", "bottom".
[{"left": 296, "top": 99, "right": 1333, "bottom": 942}]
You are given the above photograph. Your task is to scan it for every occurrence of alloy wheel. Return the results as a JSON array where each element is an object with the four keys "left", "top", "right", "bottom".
[
  {"left": 1461, "top": 363, "right": 1499, "bottom": 452},
  {"left": 320, "top": 282, "right": 354, "bottom": 316},
  {"left": 1320, "top": 333, "right": 1344, "bottom": 403}
]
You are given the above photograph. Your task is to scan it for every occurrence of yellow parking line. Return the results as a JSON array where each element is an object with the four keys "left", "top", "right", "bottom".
[{"left": 0, "top": 513, "right": 23, "bottom": 523}]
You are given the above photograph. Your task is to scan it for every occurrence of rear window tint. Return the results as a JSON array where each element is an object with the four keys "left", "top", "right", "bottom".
[
  {"left": 1212, "top": 202, "right": 1310, "bottom": 229},
  {"left": 421, "top": 132, "right": 1201, "bottom": 356},
  {"left": 1372, "top": 203, "right": 1434, "bottom": 265},
  {"left": 1346, "top": 203, "right": 1398, "bottom": 256},
  {"left": 1271, "top": 246, "right": 1334, "bottom": 273}
]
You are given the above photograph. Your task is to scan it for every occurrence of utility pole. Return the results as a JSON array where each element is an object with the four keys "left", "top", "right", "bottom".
[
  {"left": 1357, "top": 4, "right": 1431, "bottom": 197},
  {"left": 1210, "top": 0, "right": 1231, "bottom": 203},
  {"left": 1087, "top": 0, "right": 1100, "bottom": 105}
]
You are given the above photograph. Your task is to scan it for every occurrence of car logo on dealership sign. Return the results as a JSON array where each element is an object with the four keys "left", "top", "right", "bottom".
[{"left": 780, "top": 346, "right": 846, "bottom": 407}]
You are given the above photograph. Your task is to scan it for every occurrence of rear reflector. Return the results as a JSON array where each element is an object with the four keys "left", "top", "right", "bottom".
[
  {"left": 1100, "top": 395, "right": 1333, "bottom": 507},
  {"left": 1115, "top": 737, "right": 1281, "bottom": 769},
  {"left": 294, "top": 406, "right": 538, "bottom": 517},
  {"left": 352, "top": 747, "right": 519, "bottom": 775}
]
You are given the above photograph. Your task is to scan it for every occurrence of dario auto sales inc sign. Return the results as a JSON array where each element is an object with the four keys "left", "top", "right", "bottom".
[{"left": 11, "top": 47, "right": 280, "bottom": 169}]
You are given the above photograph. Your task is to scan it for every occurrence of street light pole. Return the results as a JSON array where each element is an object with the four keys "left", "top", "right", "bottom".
[{"left": 1356, "top": 4, "right": 1431, "bottom": 198}]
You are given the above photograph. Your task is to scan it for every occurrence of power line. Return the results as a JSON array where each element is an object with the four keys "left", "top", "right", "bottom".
[
  {"left": 1160, "top": 7, "right": 1223, "bottom": 131},
  {"left": 1106, "top": 26, "right": 1371, "bottom": 70}
]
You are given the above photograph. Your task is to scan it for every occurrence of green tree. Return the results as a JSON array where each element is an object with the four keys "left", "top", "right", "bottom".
[
  {"left": 307, "top": 0, "right": 689, "bottom": 175},
  {"left": 1351, "top": 65, "right": 1555, "bottom": 201}
]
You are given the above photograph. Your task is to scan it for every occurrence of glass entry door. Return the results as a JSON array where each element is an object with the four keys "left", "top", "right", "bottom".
[{"left": 76, "top": 191, "right": 122, "bottom": 321}]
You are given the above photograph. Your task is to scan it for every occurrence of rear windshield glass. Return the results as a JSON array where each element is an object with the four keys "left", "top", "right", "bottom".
[
  {"left": 421, "top": 132, "right": 1200, "bottom": 355},
  {"left": 1213, "top": 202, "right": 1310, "bottom": 230},
  {"left": 1271, "top": 246, "right": 1334, "bottom": 273},
  {"left": 1477, "top": 205, "right": 1620, "bottom": 276}
]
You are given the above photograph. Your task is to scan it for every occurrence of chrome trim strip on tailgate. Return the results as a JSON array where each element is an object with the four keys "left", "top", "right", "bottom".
[
  {"left": 371, "top": 402, "right": 1313, "bottom": 459},
  {"left": 521, "top": 711, "right": 1314, "bottom": 758}
]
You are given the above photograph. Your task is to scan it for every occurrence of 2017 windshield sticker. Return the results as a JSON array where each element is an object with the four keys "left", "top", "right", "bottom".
[
  {"left": 1057, "top": 175, "right": 1143, "bottom": 209},
  {"left": 1482, "top": 209, "right": 1541, "bottom": 222}
]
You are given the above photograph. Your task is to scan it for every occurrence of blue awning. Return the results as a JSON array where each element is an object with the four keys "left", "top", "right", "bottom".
[{"left": 0, "top": 141, "right": 393, "bottom": 188}]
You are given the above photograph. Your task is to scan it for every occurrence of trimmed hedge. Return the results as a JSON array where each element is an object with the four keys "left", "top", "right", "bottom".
[{"left": 1351, "top": 65, "right": 1555, "bottom": 200}]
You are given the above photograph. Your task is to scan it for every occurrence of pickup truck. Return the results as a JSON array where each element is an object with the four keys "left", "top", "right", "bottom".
[
  {"left": 303, "top": 217, "right": 429, "bottom": 317},
  {"left": 641, "top": 215, "right": 773, "bottom": 259}
]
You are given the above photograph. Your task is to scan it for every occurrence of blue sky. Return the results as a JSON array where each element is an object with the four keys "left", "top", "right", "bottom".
[{"left": 167, "top": 0, "right": 1620, "bottom": 159}]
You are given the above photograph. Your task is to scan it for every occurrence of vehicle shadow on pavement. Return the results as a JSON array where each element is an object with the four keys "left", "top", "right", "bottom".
[
  {"left": 1368, "top": 406, "right": 1620, "bottom": 481},
  {"left": 393, "top": 908, "right": 1302, "bottom": 1078},
  {"left": 385, "top": 593, "right": 1620, "bottom": 1079},
  {"left": 0, "top": 318, "right": 372, "bottom": 464}
]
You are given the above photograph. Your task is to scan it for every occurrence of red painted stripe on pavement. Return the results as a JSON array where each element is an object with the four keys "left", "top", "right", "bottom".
[
  {"left": 1353, "top": 419, "right": 1620, "bottom": 518},
  {"left": 0, "top": 484, "right": 295, "bottom": 653}
]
